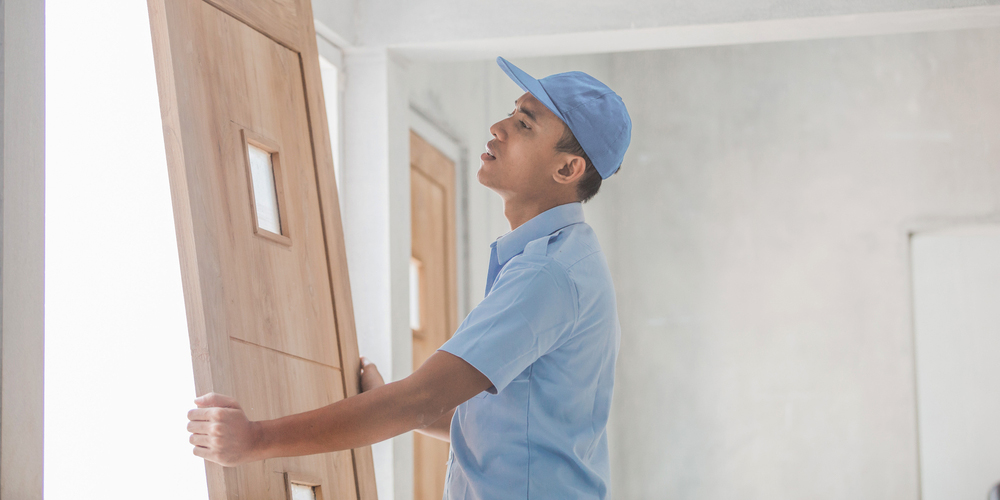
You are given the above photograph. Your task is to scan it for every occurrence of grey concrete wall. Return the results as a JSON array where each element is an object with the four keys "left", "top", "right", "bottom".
[
  {"left": 400, "top": 25, "right": 1000, "bottom": 499},
  {"left": 597, "top": 28, "right": 1000, "bottom": 498}
]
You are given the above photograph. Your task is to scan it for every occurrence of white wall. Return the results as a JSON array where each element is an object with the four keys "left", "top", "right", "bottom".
[
  {"left": 340, "top": 47, "right": 413, "bottom": 500},
  {"left": 596, "top": 27, "right": 1000, "bottom": 498}
]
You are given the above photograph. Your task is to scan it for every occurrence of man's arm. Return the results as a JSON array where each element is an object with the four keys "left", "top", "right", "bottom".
[
  {"left": 187, "top": 351, "right": 489, "bottom": 466},
  {"left": 359, "top": 357, "right": 454, "bottom": 443}
]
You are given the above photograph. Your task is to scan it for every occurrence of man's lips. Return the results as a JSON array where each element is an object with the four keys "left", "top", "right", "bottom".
[{"left": 482, "top": 142, "right": 497, "bottom": 162}]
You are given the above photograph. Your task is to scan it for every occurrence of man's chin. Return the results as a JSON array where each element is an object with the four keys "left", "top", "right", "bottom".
[
  {"left": 476, "top": 164, "right": 492, "bottom": 187},
  {"left": 478, "top": 162, "right": 512, "bottom": 194}
]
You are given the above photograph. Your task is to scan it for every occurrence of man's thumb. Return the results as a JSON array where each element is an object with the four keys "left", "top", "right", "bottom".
[{"left": 194, "top": 392, "right": 239, "bottom": 409}]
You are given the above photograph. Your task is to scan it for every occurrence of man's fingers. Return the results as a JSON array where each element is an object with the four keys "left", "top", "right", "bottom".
[
  {"left": 187, "top": 420, "right": 211, "bottom": 434},
  {"left": 360, "top": 358, "right": 380, "bottom": 375},
  {"left": 359, "top": 356, "right": 386, "bottom": 393},
  {"left": 187, "top": 407, "right": 217, "bottom": 422},
  {"left": 188, "top": 406, "right": 242, "bottom": 423},
  {"left": 189, "top": 433, "right": 211, "bottom": 447},
  {"left": 194, "top": 392, "right": 240, "bottom": 409},
  {"left": 193, "top": 445, "right": 210, "bottom": 460}
]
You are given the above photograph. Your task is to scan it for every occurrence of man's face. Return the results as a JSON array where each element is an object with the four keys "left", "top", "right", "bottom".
[{"left": 478, "top": 93, "right": 568, "bottom": 201}]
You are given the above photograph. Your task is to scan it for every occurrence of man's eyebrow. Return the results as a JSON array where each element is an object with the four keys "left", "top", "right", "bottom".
[{"left": 513, "top": 99, "right": 538, "bottom": 123}]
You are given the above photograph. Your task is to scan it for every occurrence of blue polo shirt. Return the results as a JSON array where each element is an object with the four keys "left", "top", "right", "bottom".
[{"left": 438, "top": 202, "right": 620, "bottom": 500}]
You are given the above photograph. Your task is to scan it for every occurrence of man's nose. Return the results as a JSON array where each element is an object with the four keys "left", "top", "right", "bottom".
[{"left": 488, "top": 119, "right": 506, "bottom": 140}]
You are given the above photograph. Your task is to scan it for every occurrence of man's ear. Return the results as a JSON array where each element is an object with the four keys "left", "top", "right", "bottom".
[{"left": 554, "top": 155, "right": 587, "bottom": 185}]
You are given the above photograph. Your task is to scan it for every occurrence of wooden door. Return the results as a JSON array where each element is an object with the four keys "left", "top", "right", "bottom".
[
  {"left": 146, "top": 1, "right": 376, "bottom": 498},
  {"left": 409, "top": 131, "right": 457, "bottom": 500}
]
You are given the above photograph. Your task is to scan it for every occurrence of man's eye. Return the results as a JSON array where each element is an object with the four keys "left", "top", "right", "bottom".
[{"left": 507, "top": 110, "right": 528, "bottom": 129}]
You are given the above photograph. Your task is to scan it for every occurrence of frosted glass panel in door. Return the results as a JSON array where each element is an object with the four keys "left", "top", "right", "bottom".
[
  {"left": 289, "top": 483, "right": 318, "bottom": 500},
  {"left": 911, "top": 225, "right": 1000, "bottom": 500},
  {"left": 248, "top": 143, "right": 281, "bottom": 235}
]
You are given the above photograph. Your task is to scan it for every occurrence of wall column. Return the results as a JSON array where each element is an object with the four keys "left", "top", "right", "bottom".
[{"left": 341, "top": 46, "right": 413, "bottom": 500}]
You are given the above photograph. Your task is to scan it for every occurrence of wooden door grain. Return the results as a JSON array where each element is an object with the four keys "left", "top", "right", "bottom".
[{"left": 147, "top": 0, "right": 376, "bottom": 498}]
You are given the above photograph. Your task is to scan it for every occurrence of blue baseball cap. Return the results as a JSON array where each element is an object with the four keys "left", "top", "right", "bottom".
[{"left": 496, "top": 56, "right": 631, "bottom": 179}]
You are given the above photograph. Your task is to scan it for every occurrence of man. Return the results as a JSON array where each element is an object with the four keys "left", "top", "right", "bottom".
[{"left": 187, "top": 57, "right": 631, "bottom": 499}]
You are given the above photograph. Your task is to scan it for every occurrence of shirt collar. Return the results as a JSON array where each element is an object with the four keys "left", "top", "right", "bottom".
[{"left": 493, "top": 202, "right": 585, "bottom": 266}]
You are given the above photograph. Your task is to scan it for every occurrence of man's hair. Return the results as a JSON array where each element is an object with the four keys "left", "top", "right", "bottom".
[{"left": 554, "top": 124, "right": 620, "bottom": 203}]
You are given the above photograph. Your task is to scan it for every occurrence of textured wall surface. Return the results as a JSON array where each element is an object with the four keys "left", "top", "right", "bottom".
[{"left": 597, "top": 28, "right": 1000, "bottom": 499}]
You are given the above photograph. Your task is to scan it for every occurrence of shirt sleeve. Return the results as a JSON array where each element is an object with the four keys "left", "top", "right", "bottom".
[{"left": 439, "top": 256, "right": 578, "bottom": 394}]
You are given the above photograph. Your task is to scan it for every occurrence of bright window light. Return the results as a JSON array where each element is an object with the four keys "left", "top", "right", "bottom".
[
  {"left": 45, "top": 1, "right": 208, "bottom": 498},
  {"left": 410, "top": 258, "right": 422, "bottom": 331},
  {"left": 318, "top": 56, "right": 342, "bottom": 192}
]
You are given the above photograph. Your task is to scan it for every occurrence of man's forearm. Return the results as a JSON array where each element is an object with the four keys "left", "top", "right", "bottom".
[
  {"left": 415, "top": 407, "right": 454, "bottom": 443},
  {"left": 253, "top": 377, "right": 443, "bottom": 460},
  {"left": 249, "top": 351, "right": 488, "bottom": 460}
]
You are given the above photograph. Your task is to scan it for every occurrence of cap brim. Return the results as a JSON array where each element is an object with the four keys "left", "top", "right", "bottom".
[{"left": 496, "top": 57, "right": 566, "bottom": 123}]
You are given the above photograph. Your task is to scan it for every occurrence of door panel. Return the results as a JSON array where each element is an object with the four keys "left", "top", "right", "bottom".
[
  {"left": 204, "top": 0, "right": 304, "bottom": 50},
  {"left": 147, "top": 0, "right": 376, "bottom": 498},
  {"left": 228, "top": 339, "right": 357, "bottom": 500}
]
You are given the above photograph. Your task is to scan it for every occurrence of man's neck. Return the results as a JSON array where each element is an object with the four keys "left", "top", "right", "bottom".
[{"left": 502, "top": 195, "right": 578, "bottom": 231}]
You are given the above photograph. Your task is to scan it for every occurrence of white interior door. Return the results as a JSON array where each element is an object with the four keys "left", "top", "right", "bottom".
[{"left": 911, "top": 225, "right": 1000, "bottom": 500}]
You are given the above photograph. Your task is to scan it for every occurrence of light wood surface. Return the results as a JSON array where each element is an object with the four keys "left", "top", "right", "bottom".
[
  {"left": 410, "top": 131, "right": 458, "bottom": 500},
  {"left": 147, "top": 0, "right": 377, "bottom": 498}
]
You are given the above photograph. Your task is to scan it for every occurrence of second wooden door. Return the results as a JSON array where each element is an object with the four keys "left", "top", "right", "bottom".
[{"left": 410, "top": 131, "right": 457, "bottom": 500}]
